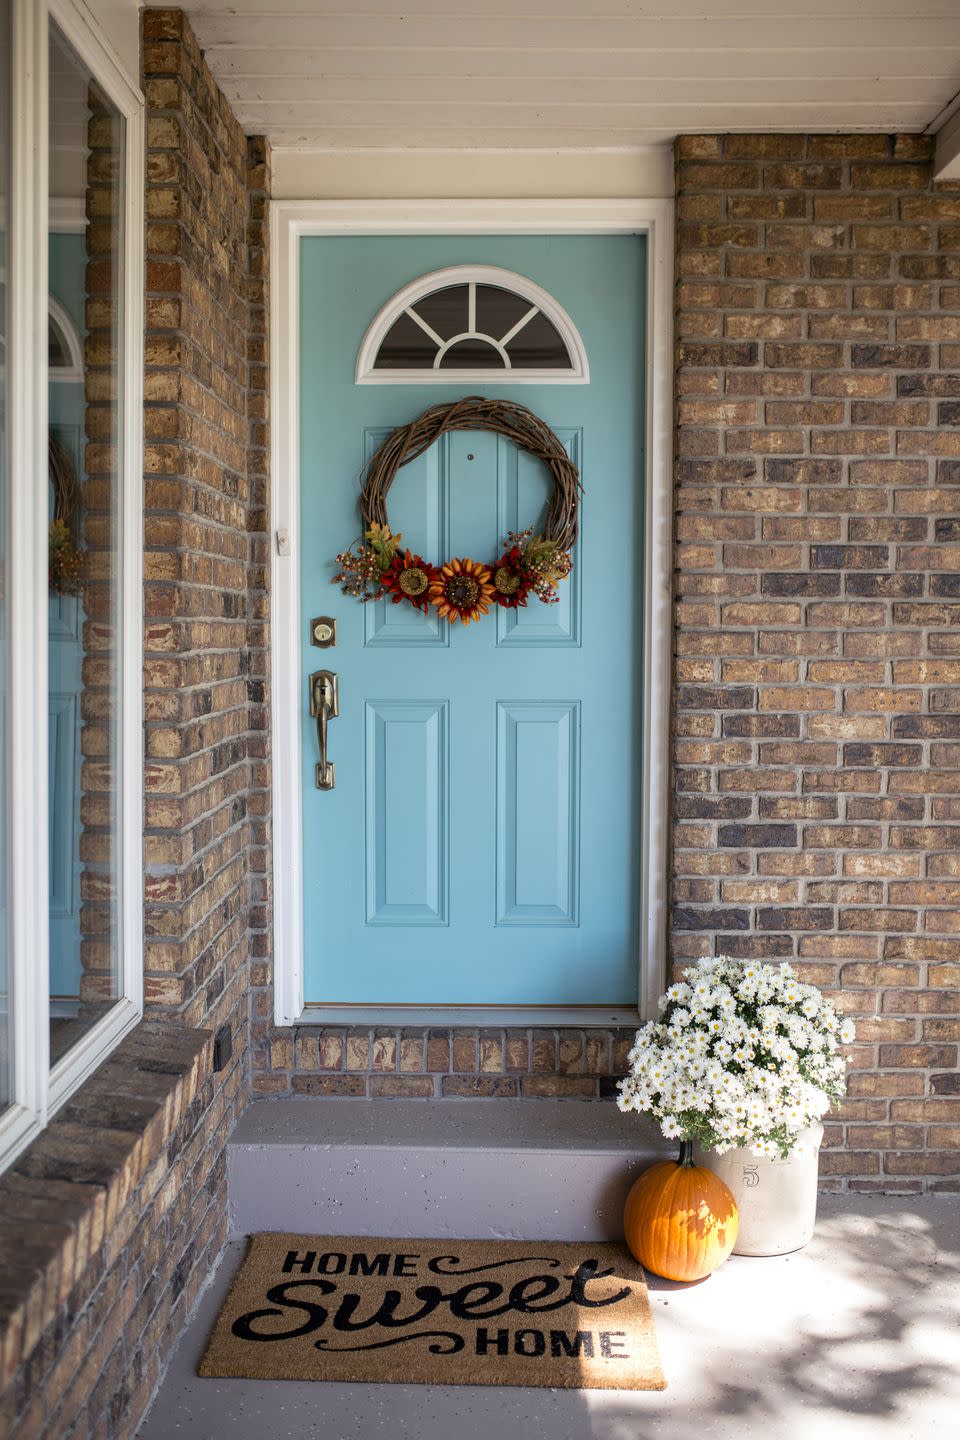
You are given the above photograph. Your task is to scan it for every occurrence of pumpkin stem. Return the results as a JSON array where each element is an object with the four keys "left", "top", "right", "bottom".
[{"left": 678, "top": 1139, "right": 695, "bottom": 1168}]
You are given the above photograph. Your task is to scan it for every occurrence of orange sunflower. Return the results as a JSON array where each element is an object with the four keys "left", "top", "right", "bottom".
[
  {"left": 428, "top": 556, "right": 496, "bottom": 624},
  {"left": 380, "top": 548, "right": 437, "bottom": 614}
]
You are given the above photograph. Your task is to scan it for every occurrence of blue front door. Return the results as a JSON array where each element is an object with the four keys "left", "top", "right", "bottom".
[{"left": 300, "top": 234, "right": 645, "bottom": 1006}]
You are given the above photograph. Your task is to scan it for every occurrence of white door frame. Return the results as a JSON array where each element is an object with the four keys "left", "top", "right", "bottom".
[{"left": 270, "top": 199, "right": 674, "bottom": 1029}]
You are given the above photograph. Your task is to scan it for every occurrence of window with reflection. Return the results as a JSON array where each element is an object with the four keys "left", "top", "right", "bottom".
[
  {"left": 47, "top": 16, "right": 125, "bottom": 1066},
  {"left": 0, "top": 0, "right": 141, "bottom": 1178}
]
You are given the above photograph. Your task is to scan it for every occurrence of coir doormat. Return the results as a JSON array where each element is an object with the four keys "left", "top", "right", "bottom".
[{"left": 199, "top": 1233, "right": 666, "bottom": 1391}]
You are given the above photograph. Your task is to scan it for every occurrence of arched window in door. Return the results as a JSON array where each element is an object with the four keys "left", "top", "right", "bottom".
[
  {"left": 356, "top": 265, "right": 589, "bottom": 384},
  {"left": 0, "top": 280, "right": 84, "bottom": 383},
  {"left": 48, "top": 294, "right": 84, "bottom": 382}
]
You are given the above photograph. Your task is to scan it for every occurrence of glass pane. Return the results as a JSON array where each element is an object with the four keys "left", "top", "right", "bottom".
[
  {"left": 475, "top": 284, "right": 535, "bottom": 340},
  {"left": 505, "top": 310, "right": 571, "bottom": 370},
  {"left": 374, "top": 311, "right": 439, "bottom": 369},
  {"left": 0, "top": 0, "right": 11, "bottom": 1114},
  {"left": 437, "top": 336, "right": 505, "bottom": 370},
  {"left": 48, "top": 18, "right": 125, "bottom": 1065},
  {"left": 409, "top": 285, "right": 467, "bottom": 341},
  {"left": 48, "top": 316, "right": 70, "bottom": 368}
]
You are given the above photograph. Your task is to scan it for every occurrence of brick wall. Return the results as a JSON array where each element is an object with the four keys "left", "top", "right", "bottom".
[
  {"left": 1, "top": 1027, "right": 217, "bottom": 1438},
  {"left": 251, "top": 1022, "right": 636, "bottom": 1100},
  {"left": 142, "top": 9, "right": 258, "bottom": 1046},
  {"left": 674, "top": 133, "right": 960, "bottom": 1193},
  {"left": 1, "top": 13, "right": 271, "bottom": 1438}
]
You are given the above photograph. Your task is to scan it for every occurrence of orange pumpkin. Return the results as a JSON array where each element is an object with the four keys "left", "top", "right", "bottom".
[{"left": 624, "top": 1141, "right": 739, "bottom": 1283}]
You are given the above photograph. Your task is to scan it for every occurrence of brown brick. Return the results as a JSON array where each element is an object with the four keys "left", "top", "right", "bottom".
[
  {"left": 766, "top": 223, "right": 847, "bottom": 250},
  {"left": 716, "top": 824, "right": 798, "bottom": 847},
  {"left": 724, "top": 135, "right": 806, "bottom": 159},
  {"left": 679, "top": 222, "right": 760, "bottom": 249},
  {"left": 883, "top": 989, "right": 958, "bottom": 1016},
  {"left": 451, "top": 1032, "right": 479, "bottom": 1072},
  {"left": 369, "top": 1075, "right": 435, "bottom": 1098},
  {"left": 426, "top": 1030, "right": 450, "bottom": 1072},
  {"left": 677, "top": 135, "right": 721, "bottom": 159},
  {"left": 291, "top": 1075, "right": 366, "bottom": 1097},
  {"left": 820, "top": 1152, "right": 881, "bottom": 1176},
  {"left": 726, "top": 252, "right": 806, "bottom": 279},
  {"left": 345, "top": 1031, "right": 370, "bottom": 1071},
  {"left": 519, "top": 1076, "right": 598, "bottom": 1099},
  {"left": 879, "top": 1045, "right": 958, "bottom": 1068},
  {"left": 884, "top": 1153, "right": 960, "bottom": 1176},
  {"left": 765, "top": 343, "right": 842, "bottom": 369},
  {"left": 440, "top": 1077, "right": 519, "bottom": 1098},
  {"left": 728, "top": 193, "right": 806, "bottom": 221}
]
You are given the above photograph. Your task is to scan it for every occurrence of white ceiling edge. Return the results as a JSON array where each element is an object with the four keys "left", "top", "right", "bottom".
[
  {"left": 78, "top": 0, "right": 140, "bottom": 89},
  {"left": 271, "top": 145, "right": 675, "bottom": 202}
]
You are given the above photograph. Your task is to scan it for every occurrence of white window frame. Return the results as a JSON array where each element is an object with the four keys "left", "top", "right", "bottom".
[
  {"left": 356, "top": 264, "right": 590, "bottom": 384},
  {"left": 270, "top": 199, "right": 674, "bottom": 1030},
  {"left": 0, "top": 0, "right": 144, "bottom": 1174}
]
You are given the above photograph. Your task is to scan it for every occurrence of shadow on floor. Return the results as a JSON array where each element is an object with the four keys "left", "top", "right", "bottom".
[{"left": 138, "top": 1197, "right": 960, "bottom": 1440}]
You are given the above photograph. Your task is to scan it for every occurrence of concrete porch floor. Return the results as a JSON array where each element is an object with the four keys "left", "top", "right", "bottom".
[{"left": 138, "top": 1194, "right": 960, "bottom": 1440}]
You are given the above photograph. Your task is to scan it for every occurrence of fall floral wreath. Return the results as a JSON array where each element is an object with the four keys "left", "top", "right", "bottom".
[
  {"left": 48, "top": 433, "right": 85, "bottom": 595},
  {"left": 333, "top": 396, "right": 580, "bottom": 625}
]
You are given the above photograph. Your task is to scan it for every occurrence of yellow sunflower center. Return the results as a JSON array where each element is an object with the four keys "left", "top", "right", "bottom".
[
  {"left": 494, "top": 566, "right": 520, "bottom": 595},
  {"left": 399, "top": 566, "right": 428, "bottom": 597},
  {"left": 446, "top": 574, "right": 480, "bottom": 609}
]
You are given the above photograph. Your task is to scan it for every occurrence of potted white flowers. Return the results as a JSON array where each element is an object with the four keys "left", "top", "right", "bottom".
[{"left": 618, "top": 956, "right": 856, "bottom": 1256}]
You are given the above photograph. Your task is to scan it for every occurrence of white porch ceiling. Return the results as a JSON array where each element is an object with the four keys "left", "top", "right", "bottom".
[{"left": 163, "top": 0, "right": 960, "bottom": 152}]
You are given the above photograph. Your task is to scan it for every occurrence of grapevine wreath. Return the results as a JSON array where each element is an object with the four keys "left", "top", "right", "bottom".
[
  {"left": 48, "top": 433, "right": 85, "bottom": 595},
  {"left": 333, "top": 396, "right": 580, "bottom": 625}
]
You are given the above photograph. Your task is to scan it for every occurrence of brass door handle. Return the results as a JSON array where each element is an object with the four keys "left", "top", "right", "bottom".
[{"left": 310, "top": 669, "right": 339, "bottom": 790}]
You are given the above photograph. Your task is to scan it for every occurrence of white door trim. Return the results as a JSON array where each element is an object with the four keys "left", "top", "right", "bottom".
[{"left": 270, "top": 198, "right": 674, "bottom": 1028}]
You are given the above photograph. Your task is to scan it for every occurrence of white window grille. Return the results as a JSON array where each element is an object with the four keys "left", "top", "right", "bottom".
[{"left": 356, "top": 266, "right": 589, "bottom": 385}]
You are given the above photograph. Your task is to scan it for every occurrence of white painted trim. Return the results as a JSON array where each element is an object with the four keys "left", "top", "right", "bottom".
[
  {"left": 2, "top": 0, "right": 51, "bottom": 1171},
  {"left": 271, "top": 198, "right": 674, "bottom": 1029},
  {"left": 46, "top": 0, "right": 145, "bottom": 1113},
  {"left": 49, "top": 0, "right": 143, "bottom": 114},
  {"left": 270, "top": 206, "right": 307, "bottom": 1030},
  {"left": 117, "top": 68, "right": 146, "bottom": 1053},
  {"left": 48, "top": 999, "right": 140, "bottom": 1111},
  {"left": 0, "top": 0, "right": 144, "bottom": 1175},
  {"left": 638, "top": 199, "right": 674, "bottom": 1024},
  {"left": 355, "top": 264, "right": 589, "bottom": 384}
]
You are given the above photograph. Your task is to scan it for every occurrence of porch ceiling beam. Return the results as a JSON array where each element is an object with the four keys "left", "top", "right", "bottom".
[{"left": 934, "top": 105, "right": 960, "bottom": 181}]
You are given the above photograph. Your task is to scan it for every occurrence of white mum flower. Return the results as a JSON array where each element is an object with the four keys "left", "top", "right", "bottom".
[{"left": 618, "top": 956, "right": 850, "bottom": 1154}]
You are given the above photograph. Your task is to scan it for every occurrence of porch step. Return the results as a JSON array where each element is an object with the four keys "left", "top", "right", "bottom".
[{"left": 228, "top": 1099, "right": 670, "bottom": 1241}]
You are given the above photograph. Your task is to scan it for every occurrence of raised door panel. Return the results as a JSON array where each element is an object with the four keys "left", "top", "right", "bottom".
[
  {"left": 364, "top": 699, "right": 449, "bottom": 925},
  {"left": 496, "top": 700, "right": 580, "bottom": 927}
]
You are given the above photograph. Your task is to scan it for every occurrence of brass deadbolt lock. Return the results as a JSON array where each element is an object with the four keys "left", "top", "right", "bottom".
[{"left": 311, "top": 616, "right": 337, "bottom": 648}]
